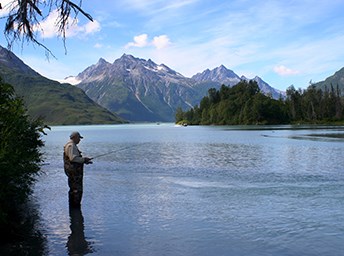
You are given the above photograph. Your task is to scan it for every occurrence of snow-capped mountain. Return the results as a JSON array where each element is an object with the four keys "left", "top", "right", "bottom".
[
  {"left": 192, "top": 65, "right": 241, "bottom": 86},
  {"left": 192, "top": 65, "right": 284, "bottom": 99},
  {"left": 74, "top": 54, "right": 197, "bottom": 121},
  {"left": 70, "top": 54, "right": 284, "bottom": 121}
]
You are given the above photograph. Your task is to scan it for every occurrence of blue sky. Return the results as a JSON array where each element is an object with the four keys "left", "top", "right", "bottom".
[{"left": 1, "top": 0, "right": 344, "bottom": 91}]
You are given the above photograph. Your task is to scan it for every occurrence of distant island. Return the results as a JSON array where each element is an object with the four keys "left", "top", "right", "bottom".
[{"left": 176, "top": 80, "right": 344, "bottom": 125}]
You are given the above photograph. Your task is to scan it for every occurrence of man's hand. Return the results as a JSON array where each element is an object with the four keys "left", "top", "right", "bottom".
[{"left": 84, "top": 157, "right": 93, "bottom": 164}]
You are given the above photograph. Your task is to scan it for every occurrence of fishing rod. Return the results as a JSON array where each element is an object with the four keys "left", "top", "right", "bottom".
[{"left": 90, "top": 144, "right": 145, "bottom": 160}]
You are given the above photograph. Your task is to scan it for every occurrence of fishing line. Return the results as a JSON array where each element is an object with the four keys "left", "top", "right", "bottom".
[
  {"left": 90, "top": 143, "right": 147, "bottom": 160},
  {"left": 41, "top": 143, "right": 149, "bottom": 167}
]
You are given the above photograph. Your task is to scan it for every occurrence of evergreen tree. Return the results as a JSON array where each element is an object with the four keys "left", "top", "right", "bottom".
[
  {"left": 176, "top": 80, "right": 344, "bottom": 125},
  {"left": 175, "top": 107, "right": 185, "bottom": 123}
]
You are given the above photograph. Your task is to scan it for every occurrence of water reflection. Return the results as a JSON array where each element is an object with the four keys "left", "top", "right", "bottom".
[
  {"left": 0, "top": 200, "right": 47, "bottom": 256},
  {"left": 66, "top": 207, "right": 93, "bottom": 255}
]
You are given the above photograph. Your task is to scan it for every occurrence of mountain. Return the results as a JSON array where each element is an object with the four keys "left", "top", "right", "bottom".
[
  {"left": 74, "top": 54, "right": 199, "bottom": 122},
  {"left": 241, "top": 75, "right": 285, "bottom": 99},
  {"left": 0, "top": 46, "right": 124, "bottom": 125},
  {"left": 72, "top": 54, "right": 283, "bottom": 122},
  {"left": 193, "top": 65, "right": 284, "bottom": 98},
  {"left": 314, "top": 67, "right": 344, "bottom": 94},
  {"left": 192, "top": 65, "right": 241, "bottom": 86}
]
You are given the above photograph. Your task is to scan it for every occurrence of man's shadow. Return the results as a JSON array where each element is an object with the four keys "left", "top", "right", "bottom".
[{"left": 66, "top": 207, "right": 93, "bottom": 255}]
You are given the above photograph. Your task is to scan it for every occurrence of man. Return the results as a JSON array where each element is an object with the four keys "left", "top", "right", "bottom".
[{"left": 63, "top": 131, "right": 92, "bottom": 207}]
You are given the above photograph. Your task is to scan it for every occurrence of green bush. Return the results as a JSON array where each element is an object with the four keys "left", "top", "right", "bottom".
[{"left": 0, "top": 77, "right": 46, "bottom": 238}]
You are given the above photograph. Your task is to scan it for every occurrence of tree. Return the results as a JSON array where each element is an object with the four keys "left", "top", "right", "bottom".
[
  {"left": 0, "top": 77, "right": 47, "bottom": 239},
  {"left": 175, "top": 107, "right": 184, "bottom": 123},
  {"left": 1, "top": 0, "right": 92, "bottom": 55},
  {"left": 286, "top": 85, "right": 303, "bottom": 121},
  {"left": 208, "top": 88, "right": 220, "bottom": 104},
  {"left": 178, "top": 80, "right": 290, "bottom": 125}
]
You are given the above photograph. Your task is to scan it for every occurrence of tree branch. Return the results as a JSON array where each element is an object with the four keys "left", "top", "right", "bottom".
[{"left": 2, "top": 0, "right": 93, "bottom": 57}]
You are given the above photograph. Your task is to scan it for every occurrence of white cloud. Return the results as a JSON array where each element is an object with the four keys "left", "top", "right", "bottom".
[
  {"left": 34, "top": 10, "right": 59, "bottom": 38},
  {"left": 0, "top": 0, "right": 15, "bottom": 17},
  {"left": 126, "top": 34, "right": 171, "bottom": 49},
  {"left": 273, "top": 65, "right": 299, "bottom": 76},
  {"left": 152, "top": 35, "right": 171, "bottom": 49},
  {"left": 35, "top": 10, "right": 101, "bottom": 38},
  {"left": 60, "top": 76, "right": 81, "bottom": 85},
  {"left": 125, "top": 34, "right": 149, "bottom": 48},
  {"left": 84, "top": 20, "right": 101, "bottom": 34}
]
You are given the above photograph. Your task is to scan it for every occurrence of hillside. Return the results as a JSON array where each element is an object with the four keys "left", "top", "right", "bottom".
[
  {"left": 0, "top": 46, "right": 125, "bottom": 125},
  {"left": 314, "top": 67, "right": 344, "bottom": 93}
]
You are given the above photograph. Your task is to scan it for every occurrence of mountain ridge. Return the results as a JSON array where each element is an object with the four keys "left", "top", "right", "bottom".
[
  {"left": 71, "top": 54, "right": 284, "bottom": 121},
  {"left": 3, "top": 46, "right": 342, "bottom": 123}
]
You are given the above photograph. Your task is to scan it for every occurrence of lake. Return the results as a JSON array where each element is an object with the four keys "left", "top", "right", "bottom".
[{"left": 33, "top": 123, "right": 344, "bottom": 256}]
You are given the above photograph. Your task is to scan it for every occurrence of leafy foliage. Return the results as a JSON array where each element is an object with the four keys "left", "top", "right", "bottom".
[
  {"left": 285, "top": 84, "right": 344, "bottom": 123},
  {"left": 176, "top": 80, "right": 289, "bottom": 125},
  {"left": 177, "top": 80, "right": 344, "bottom": 125},
  {"left": 0, "top": 77, "right": 45, "bottom": 238}
]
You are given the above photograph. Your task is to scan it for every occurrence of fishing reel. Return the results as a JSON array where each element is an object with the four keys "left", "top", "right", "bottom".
[{"left": 85, "top": 157, "right": 93, "bottom": 164}]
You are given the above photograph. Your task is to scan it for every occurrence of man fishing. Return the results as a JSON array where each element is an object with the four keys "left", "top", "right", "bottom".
[{"left": 64, "top": 131, "right": 93, "bottom": 208}]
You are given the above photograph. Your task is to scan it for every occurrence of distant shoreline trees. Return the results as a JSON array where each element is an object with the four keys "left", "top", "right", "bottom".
[
  {"left": 176, "top": 80, "right": 344, "bottom": 125},
  {"left": 286, "top": 84, "right": 343, "bottom": 123}
]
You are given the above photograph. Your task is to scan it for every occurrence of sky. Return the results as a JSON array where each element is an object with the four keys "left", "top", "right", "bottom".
[{"left": 1, "top": 0, "right": 344, "bottom": 91}]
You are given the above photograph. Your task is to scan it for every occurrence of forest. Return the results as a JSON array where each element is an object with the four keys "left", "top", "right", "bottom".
[{"left": 175, "top": 80, "right": 344, "bottom": 125}]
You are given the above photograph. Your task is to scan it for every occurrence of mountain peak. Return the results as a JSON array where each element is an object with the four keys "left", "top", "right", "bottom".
[
  {"left": 76, "top": 57, "right": 111, "bottom": 81},
  {"left": 121, "top": 53, "right": 134, "bottom": 58},
  {"left": 147, "top": 58, "right": 154, "bottom": 63},
  {"left": 97, "top": 57, "right": 109, "bottom": 65},
  {"left": 214, "top": 64, "right": 235, "bottom": 74},
  {"left": 115, "top": 54, "right": 145, "bottom": 68},
  {"left": 192, "top": 65, "right": 240, "bottom": 86},
  {"left": 119, "top": 53, "right": 139, "bottom": 62},
  {"left": 240, "top": 75, "right": 285, "bottom": 99}
]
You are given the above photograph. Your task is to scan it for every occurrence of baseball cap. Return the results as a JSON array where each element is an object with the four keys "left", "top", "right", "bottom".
[{"left": 70, "top": 131, "right": 83, "bottom": 139}]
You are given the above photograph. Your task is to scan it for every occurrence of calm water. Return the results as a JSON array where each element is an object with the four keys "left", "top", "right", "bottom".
[{"left": 34, "top": 123, "right": 344, "bottom": 256}]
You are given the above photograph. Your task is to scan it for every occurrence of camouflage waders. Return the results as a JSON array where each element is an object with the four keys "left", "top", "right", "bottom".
[{"left": 64, "top": 152, "right": 84, "bottom": 207}]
